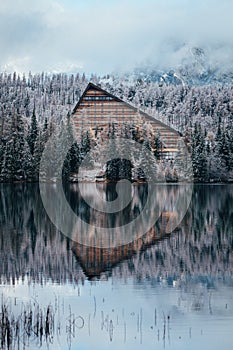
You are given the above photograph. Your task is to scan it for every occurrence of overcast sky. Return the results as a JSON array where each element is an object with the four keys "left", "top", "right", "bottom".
[{"left": 0, "top": 0, "right": 232, "bottom": 75}]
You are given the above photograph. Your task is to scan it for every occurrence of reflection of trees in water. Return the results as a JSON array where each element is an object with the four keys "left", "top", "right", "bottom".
[
  {"left": 0, "top": 184, "right": 85, "bottom": 284},
  {"left": 111, "top": 185, "right": 233, "bottom": 284},
  {"left": 65, "top": 182, "right": 147, "bottom": 228},
  {"left": 0, "top": 184, "right": 233, "bottom": 284}
]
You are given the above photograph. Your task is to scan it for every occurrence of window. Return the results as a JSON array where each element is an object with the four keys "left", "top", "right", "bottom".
[{"left": 84, "top": 95, "right": 114, "bottom": 101}]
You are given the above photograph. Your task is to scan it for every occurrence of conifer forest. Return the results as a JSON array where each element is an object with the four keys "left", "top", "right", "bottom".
[{"left": 0, "top": 72, "right": 232, "bottom": 183}]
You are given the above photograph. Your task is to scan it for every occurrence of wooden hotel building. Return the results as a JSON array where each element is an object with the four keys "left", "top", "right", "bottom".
[{"left": 72, "top": 82, "right": 182, "bottom": 159}]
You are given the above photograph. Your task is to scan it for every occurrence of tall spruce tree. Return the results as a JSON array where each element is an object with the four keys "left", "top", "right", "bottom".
[
  {"left": 137, "top": 137, "right": 157, "bottom": 182},
  {"left": 27, "top": 107, "right": 38, "bottom": 155},
  {"left": 192, "top": 122, "right": 208, "bottom": 182},
  {"left": 0, "top": 139, "right": 15, "bottom": 182}
]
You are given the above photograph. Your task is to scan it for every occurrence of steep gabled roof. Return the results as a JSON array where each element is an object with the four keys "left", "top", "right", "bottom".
[
  {"left": 72, "top": 82, "right": 122, "bottom": 113},
  {"left": 72, "top": 82, "right": 182, "bottom": 136}
]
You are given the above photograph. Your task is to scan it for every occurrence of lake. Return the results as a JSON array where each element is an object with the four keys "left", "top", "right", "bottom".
[{"left": 0, "top": 183, "right": 233, "bottom": 350}]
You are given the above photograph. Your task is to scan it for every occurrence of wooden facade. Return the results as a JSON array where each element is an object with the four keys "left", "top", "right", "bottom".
[{"left": 72, "top": 82, "right": 182, "bottom": 159}]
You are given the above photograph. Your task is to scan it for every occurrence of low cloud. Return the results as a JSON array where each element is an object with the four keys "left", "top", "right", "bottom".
[{"left": 0, "top": 0, "right": 232, "bottom": 74}]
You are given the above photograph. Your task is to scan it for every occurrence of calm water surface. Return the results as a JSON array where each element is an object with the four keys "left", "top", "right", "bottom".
[{"left": 0, "top": 183, "right": 233, "bottom": 350}]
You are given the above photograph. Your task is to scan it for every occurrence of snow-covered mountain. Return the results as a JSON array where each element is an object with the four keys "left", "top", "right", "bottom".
[{"left": 132, "top": 46, "right": 233, "bottom": 85}]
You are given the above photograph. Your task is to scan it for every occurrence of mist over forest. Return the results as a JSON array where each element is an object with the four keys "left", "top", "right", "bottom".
[{"left": 0, "top": 68, "right": 232, "bottom": 183}]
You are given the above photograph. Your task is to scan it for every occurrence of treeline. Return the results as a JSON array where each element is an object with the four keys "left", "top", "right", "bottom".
[
  {"left": 191, "top": 119, "right": 233, "bottom": 181},
  {"left": 0, "top": 72, "right": 232, "bottom": 182},
  {"left": 102, "top": 76, "right": 233, "bottom": 132}
]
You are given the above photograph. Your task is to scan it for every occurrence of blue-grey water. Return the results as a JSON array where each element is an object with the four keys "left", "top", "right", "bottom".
[{"left": 0, "top": 183, "right": 233, "bottom": 350}]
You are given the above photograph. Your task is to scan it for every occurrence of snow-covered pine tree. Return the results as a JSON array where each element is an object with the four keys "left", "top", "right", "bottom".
[
  {"left": 0, "top": 139, "right": 15, "bottom": 182},
  {"left": 174, "top": 139, "right": 193, "bottom": 182},
  {"left": 27, "top": 106, "right": 38, "bottom": 155},
  {"left": 137, "top": 136, "right": 158, "bottom": 182},
  {"left": 192, "top": 122, "right": 208, "bottom": 182}
]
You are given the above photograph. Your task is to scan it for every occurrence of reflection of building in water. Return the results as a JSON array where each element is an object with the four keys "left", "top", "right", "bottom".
[
  {"left": 71, "top": 183, "right": 181, "bottom": 278},
  {"left": 72, "top": 82, "right": 182, "bottom": 160},
  {"left": 72, "top": 211, "right": 179, "bottom": 278},
  {"left": 1, "top": 184, "right": 232, "bottom": 284}
]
